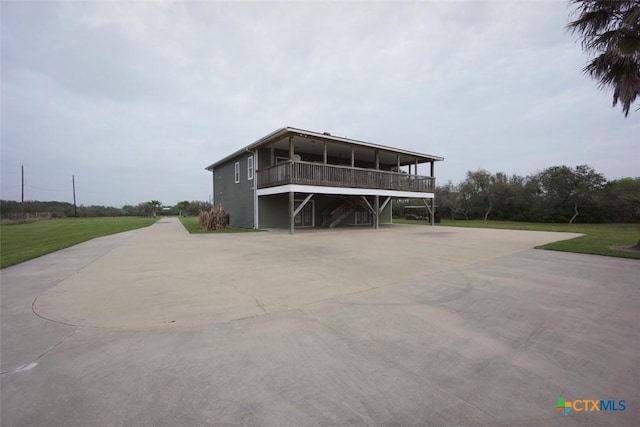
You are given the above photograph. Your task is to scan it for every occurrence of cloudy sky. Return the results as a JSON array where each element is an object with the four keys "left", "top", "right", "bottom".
[{"left": 1, "top": 1, "right": 638, "bottom": 207}]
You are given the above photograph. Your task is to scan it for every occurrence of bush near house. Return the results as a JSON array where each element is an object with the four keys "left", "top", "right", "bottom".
[{"left": 199, "top": 206, "right": 227, "bottom": 230}]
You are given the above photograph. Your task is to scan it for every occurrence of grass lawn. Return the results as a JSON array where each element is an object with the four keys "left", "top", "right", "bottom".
[
  {"left": 393, "top": 218, "right": 640, "bottom": 260},
  {"left": 0, "top": 217, "right": 158, "bottom": 268},
  {"left": 179, "top": 216, "right": 263, "bottom": 234}
]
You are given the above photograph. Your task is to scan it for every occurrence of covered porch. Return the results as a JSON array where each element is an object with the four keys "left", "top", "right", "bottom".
[
  {"left": 252, "top": 128, "right": 440, "bottom": 233},
  {"left": 255, "top": 128, "right": 440, "bottom": 182}
]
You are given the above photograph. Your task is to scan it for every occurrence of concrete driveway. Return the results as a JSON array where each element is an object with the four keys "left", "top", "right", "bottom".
[{"left": 1, "top": 218, "right": 638, "bottom": 426}]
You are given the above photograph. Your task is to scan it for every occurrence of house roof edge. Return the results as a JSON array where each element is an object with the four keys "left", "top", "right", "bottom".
[{"left": 205, "top": 126, "right": 444, "bottom": 171}]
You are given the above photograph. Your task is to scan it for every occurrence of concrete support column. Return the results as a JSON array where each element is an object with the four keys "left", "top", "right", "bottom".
[
  {"left": 414, "top": 158, "right": 418, "bottom": 176},
  {"left": 323, "top": 141, "right": 328, "bottom": 164},
  {"left": 431, "top": 198, "right": 436, "bottom": 226},
  {"left": 374, "top": 195, "right": 379, "bottom": 229},
  {"left": 270, "top": 144, "right": 275, "bottom": 166},
  {"left": 289, "top": 191, "right": 295, "bottom": 235},
  {"left": 351, "top": 146, "right": 355, "bottom": 167}
]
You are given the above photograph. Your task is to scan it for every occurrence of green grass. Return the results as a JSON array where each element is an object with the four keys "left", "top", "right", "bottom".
[
  {"left": 0, "top": 217, "right": 158, "bottom": 268},
  {"left": 179, "top": 217, "right": 263, "bottom": 234},
  {"left": 393, "top": 218, "right": 640, "bottom": 259}
]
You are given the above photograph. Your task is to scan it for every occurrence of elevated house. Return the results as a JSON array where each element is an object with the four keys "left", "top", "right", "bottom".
[{"left": 205, "top": 127, "right": 443, "bottom": 233}]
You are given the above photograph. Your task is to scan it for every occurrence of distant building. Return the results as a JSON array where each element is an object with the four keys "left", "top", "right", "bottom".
[{"left": 205, "top": 127, "right": 443, "bottom": 233}]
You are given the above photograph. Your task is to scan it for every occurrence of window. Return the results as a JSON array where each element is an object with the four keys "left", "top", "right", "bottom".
[
  {"left": 247, "top": 156, "right": 254, "bottom": 180},
  {"left": 234, "top": 162, "right": 240, "bottom": 183}
]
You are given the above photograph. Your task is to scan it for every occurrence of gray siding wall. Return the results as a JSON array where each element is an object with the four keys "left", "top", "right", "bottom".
[
  {"left": 213, "top": 154, "right": 255, "bottom": 228},
  {"left": 258, "top": 194, "right": 290, "bottom": 229},
  {"left": 380, "top": 202, "right": 392, "bottom": 224}
]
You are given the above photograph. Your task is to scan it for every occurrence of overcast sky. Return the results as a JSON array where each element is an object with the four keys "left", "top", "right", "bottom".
[{"left": 2, "top": 1, "right": 638, "bottom": 207}]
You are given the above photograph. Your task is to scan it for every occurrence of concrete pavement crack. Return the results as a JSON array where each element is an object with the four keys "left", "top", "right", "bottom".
[
  {"left": 0, "top": 328, "right": 81, "bottom": 375},
  {"left": 254, "top": 297, "right": 267, "bottom": 314},
  {"left": 229, "top": 281, "right": 267, "bottom": 315}
]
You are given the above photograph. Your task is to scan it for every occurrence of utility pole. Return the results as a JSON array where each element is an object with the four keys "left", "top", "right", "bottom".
[
  {"left": 21, "top": 165, "right": 24, "bottom": 219},
  {"left": 72, "top": 175, "right": 77, "bottom": 217}
]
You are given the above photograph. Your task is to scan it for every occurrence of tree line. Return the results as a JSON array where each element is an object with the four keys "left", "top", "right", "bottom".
[
  {"left": 397, "top": 165, "right": 639, "bottom": 223},
  {"left": 0, "top": 200, "right": 213, "bottom": 220},
  {"left": 4, "top": 164, "right": 639, "bottom": 224}
]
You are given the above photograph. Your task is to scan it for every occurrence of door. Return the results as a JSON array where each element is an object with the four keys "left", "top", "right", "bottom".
[{"left": 294, "top": 200, "right": 314, "bottom": 227}]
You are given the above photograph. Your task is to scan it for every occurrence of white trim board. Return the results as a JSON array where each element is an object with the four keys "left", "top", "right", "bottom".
[{"left": 257, "top": 184, "right": 434, "bottom": 199}]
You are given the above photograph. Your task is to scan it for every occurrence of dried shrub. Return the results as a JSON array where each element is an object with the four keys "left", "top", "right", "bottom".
[{"left": 199, "top": 206, "right": 227, "bottom": 230}]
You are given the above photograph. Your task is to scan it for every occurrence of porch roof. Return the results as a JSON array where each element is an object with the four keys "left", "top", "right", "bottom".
[{"left": 205, "top": 127, "right": 444, "bottom": 171}]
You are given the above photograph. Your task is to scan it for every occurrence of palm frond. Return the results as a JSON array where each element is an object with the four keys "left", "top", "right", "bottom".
[{"left": 569, "top": 0, "right": 640, "bottom": 117}]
